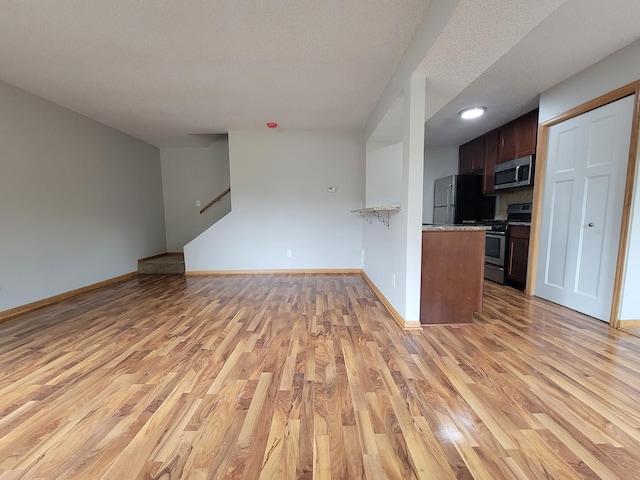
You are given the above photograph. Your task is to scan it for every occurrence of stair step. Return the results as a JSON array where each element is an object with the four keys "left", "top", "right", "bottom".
[{"left": 138, "top": 255, "right": 185, "bottom": 275}]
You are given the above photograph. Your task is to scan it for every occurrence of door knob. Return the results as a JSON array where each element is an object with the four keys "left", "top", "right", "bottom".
[{"left": 588, "top": 222, "right": 595, "bottom": 227}]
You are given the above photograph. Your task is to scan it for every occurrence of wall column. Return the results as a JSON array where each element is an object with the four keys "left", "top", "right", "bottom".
[{"left": 402, "top": 74, "right": 426, "bottom": 321}]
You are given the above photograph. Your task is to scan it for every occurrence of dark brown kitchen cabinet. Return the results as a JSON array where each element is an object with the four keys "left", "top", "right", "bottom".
[
  {"left": 459, "top": 136, "right": 485, "bottom": 173},
  {"left": 482, "top": 129, "right": 499, "bottom": 195},
  {"left": 497, "top": 120, "right": 517, "bottom": 163},
  {"left": 421, "top": 229, "right": 485, "bottom": 324},
  {"left": 516, "top": 109, "right": 538, "bottom": 158},
  {"left": 507, "top": 225, "right": 530, "bottom": 288},
  {"left": 498, "top": 109, "right": 539, "bottom": 163}
]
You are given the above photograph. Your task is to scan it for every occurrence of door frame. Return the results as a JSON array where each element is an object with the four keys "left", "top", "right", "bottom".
[{"left": 526, "top": 80, "right": 640, "bottom": 328}]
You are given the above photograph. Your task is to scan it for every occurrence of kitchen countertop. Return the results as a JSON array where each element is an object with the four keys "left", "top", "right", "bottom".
[{"left": 422, "top": 225, "right": 491, "bottom": 232}]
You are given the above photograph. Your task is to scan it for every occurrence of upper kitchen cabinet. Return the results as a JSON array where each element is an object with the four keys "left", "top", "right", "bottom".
[
  {"left": 459, "top": 136, "right": 485, "bottom": 173},
  {"left": 482, "top": 129, "right": 499, "bottom": 195},
  {"left": 498, "top": 109, "right": 539, "bottom": 163}
]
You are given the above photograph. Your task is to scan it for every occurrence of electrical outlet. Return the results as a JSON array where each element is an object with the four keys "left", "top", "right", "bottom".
[{"left": 287, "top": 249, "right": 293, "bottom": 258}]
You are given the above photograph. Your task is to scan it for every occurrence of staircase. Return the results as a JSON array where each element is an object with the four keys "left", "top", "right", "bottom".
[{"left": 138, "top": 253, "right": 185, "bottom": 275}]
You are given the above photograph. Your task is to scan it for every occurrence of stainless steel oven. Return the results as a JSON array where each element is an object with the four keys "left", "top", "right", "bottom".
[
  {"left": 482, "top": 203, "right": 532, "bottom": 285},
  {"left": 484, "top": 231, "right": 507, "bottom": 284}
]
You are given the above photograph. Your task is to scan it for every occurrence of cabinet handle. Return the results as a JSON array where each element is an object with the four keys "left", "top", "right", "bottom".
[{"left": 508, "top": 242, "right": 514, "bottom": 276}]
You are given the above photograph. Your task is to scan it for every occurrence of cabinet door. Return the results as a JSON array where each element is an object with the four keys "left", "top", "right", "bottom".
[
  {"left": 459, "top": 141, "right": 474, "bottom": 173},
  {"left": 507, "top": 237, "right": 529, "bottom": 285},
  {"left": 498, "top": 120, "right": 517, "bottom": 163},
  {"left": 507, "top": 225, "right": 530, "bottom": 286},
  {"left": 459, "top": 137, "right": 485, "bottom": 173},
  {"left": 515, "top": 109, "right": 538, "bottom": 158},
  {"left": 471, "top": 136, "right": 485, "bottom": 171},
  {"left": 483, "top": 129, "right": 499, "bottom": 195}
]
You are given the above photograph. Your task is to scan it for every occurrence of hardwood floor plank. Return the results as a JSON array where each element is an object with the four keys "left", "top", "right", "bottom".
[
  {"left": 534, "top": 413, "right": 619, "bottom": 479},
  {"left": 2, "top": 276, "right": 640, "bottom": 478}
]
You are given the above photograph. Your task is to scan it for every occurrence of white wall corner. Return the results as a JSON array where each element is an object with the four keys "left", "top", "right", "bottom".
[{"left": 402, "top": 74, "right": 426, "bottom": 322}]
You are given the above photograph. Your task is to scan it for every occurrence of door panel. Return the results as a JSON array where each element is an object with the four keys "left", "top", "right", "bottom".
[
  {"left": 575, "top": 175, "right": 610, "bottom": 298},
  {"left": 587, "top": 113, "right": 617, "bottom": 168},
  {"left": 555, "top": 125, "right": 579, "bottom": 172},
  {"left": 545, "top": 180, "right": 573, "bottom": 288},
  {"left": 536, "top": 95, "right": 634, "bottom": 322}
]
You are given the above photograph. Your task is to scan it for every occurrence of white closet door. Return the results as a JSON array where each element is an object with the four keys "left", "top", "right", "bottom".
[{"left": 536, "top": 95, "right": 634, "bottom": 322}]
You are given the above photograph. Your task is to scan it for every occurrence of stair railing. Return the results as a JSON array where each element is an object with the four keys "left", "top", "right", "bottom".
[{"left": 200, "top": 187, "right": 231, "bottom": 214}]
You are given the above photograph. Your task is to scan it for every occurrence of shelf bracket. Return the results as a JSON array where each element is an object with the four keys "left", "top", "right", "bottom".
[
  {"left": 359, "top": 211, "right": 372, "bottom": 224},
  {"left": 373, "top": 210, "right": 390, "bottom": 228}
]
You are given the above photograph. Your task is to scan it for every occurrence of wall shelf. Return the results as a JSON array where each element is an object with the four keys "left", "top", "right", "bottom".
[{"left": 351, "top": 205, "right": 401, "bottom": 228}]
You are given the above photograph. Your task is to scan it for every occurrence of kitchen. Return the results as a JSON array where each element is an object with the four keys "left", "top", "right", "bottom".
[
  {"left": 420, "top": 108, "right": 537, "bottom": 325},
  {"left": 421, "top": 72, "right": 640, "bottom": 330},
  {"left": 432, "top": 108, "right": 537, "bottom": 289}
]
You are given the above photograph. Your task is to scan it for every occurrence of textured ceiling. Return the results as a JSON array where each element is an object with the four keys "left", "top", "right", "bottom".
[
  {"left": 1, "top": 1, "right": 639, "bottom": 149},
  {"left": 0, "top": 1, "right": 431, "bottom": 147},
  {"left": 422, "top": 0, "right": 640, "bottom": 147}
]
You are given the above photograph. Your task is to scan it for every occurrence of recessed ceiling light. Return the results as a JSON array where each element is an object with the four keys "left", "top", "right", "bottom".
[{"left": 459, "top": 106, "right": 486, "bottom": 120}]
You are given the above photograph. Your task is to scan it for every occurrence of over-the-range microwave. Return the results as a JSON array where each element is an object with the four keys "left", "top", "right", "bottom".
[{"left": 494, "top": 155, "right": 534, "bottom": 190}]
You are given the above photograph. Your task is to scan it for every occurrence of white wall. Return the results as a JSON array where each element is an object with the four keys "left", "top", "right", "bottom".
[
  {"left": 539, "top": 39, "right": 640, "bottom": 123},
  {"left": 539, "top": 38, "right": 640, "bottom": 320},
  {"left": 422, "top": 147, "right": 458, "bottom": 223},
  {"left": 161, "top": 140, "right": 231, "bottom": 251},
  {"left": 621, "top": 165, "right": 640, "bottom": 320},
  {"left": 366, "top": 142, "right": 402, "bottom": 207},
  {"left": 184, "top": 131, "right": 363, "bottom": 271},
  {"left": 362, "top": 76, "right": 425, "bottom": 322},
  {"left": 362, "top": 139, "right": 407, "bottom": 316},
  {"left": 0, "top": 80, "right": 166, "bottom": 312}
]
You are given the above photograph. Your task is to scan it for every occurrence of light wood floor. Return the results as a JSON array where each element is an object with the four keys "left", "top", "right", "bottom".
[
  {"left": 620, "top": 325, "right": 640, "bottom": 339},
  {"left": 1, "top": 274, "right": 640, "bottom": 479}
]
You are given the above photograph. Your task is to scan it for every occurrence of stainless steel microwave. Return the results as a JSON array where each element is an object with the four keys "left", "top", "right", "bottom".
[{"left": 494, "top": 155, "right": 534, "bottom": 190}]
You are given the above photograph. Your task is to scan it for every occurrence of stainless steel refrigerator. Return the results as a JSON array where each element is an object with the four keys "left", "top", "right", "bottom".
[{"left": 433, "top": 175, "right": 495, "bottom": 224}]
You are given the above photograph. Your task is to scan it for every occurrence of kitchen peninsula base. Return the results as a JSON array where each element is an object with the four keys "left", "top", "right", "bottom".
[{"left": 420, "top": 227, "right": 487, "bottom": 324}]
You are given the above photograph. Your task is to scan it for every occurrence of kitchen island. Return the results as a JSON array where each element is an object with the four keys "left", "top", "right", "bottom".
[{"left": 420, "top": 225, "right": 488, "bottom": 324}]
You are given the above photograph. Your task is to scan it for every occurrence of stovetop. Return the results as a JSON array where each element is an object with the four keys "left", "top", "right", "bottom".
[
  {"left": 461, "top": 203, "right": 532, "bottom": 232},
  {"left": 461, "top": 219, "right": 508, "bottom": 231}
]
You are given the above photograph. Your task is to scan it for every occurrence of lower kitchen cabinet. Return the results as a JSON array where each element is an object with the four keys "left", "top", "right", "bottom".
[
  {"left": 420, "top": 229, "right": 485, "bottom": 324},
  {"left": 507, "top": 225, "right": 530, "bottom": 288}
]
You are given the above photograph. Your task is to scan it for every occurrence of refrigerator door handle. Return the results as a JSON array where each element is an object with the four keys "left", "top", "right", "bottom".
[{"left": 447, "top": 184, "right": 453, "bottom": 224}]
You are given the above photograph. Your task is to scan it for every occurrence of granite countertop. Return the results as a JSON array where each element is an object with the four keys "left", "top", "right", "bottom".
[{"left": 422, "top": 224, "right": 491, "bottom": 232}]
